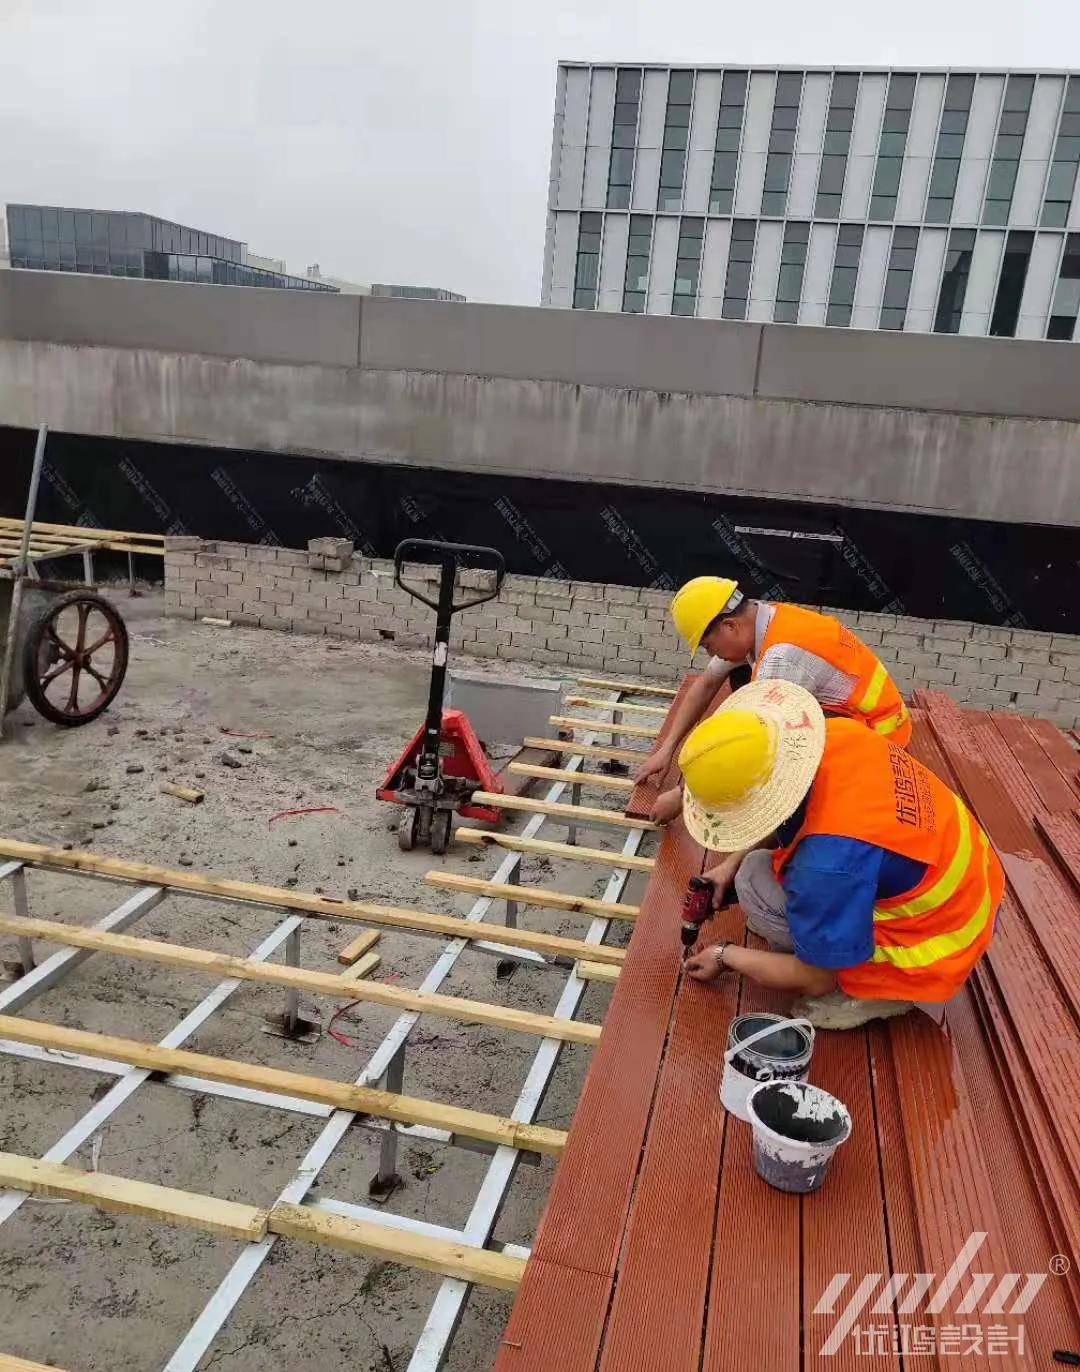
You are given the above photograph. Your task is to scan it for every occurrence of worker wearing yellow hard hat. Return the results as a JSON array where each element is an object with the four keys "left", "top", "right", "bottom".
[
  {"left": 635, "top": 575, "right": 911, "bottom": 823},
  {"left": 677, "top": 679, "right": 1002, "bottom": 1030}
]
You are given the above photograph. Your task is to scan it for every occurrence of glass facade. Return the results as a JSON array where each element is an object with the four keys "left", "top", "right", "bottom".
[
  {"left": 983, "top": 76, "right": 1035, "bottom": 226},
  {"left": 548, "top": 65, "right": 1080, "bottom": 340},
  {"left": 762, "top": 72, "right": 803, "bottom": 217},
  {"left": 5, "top": 205, "right": 336, "bottom": 291},
  {"left": 816, "top": 73, "right": 859, "bottom": 219}
]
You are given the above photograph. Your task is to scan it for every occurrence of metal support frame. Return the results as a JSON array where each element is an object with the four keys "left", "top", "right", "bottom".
[
  {"left": 261, "top": 920, "right": 320, "bottom": 1043},
  {"left": 0, "top": 691, "right": 648, "bottom": 1372},
  {"left": 81, "top": 547, "right": 94, "bottom": 586}
]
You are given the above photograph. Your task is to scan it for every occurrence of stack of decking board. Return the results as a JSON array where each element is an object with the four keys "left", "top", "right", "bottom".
[{"left": 494, "top": 687, "right": 1080, "bottom": 1371}]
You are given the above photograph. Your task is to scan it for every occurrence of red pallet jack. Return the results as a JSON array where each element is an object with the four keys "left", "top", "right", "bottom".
[{"left": 377, "top": 539, "right": 507, "bottom": 854}]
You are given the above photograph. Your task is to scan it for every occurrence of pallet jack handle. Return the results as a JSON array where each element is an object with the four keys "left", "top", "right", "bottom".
[
  {"left": 394, "top": 539, "right": 505, "bottom": 615},
  {"left": 393, "top": 540, "right": 506, "bottom": 785}
]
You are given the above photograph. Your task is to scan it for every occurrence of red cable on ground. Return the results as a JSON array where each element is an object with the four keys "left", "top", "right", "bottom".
[
  {"left": 327, "top": 999, "right": 363, "bottom": 1047},
  {"left": 268, "top": 806, "right": 342, "bottom": 825}
]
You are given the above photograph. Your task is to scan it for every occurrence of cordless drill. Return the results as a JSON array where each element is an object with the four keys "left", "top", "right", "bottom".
[{"left": 680, "top": 876, "right": 713, "bottom": 957}]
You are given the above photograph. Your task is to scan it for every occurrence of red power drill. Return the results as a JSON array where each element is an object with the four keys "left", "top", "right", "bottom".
[{"left": 680, "top": 876, "right": 713, "bottom": 957}]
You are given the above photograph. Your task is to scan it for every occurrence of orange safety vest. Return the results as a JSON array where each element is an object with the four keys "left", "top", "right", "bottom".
[
  {"left": 772, "top": 719, "right": 1003, "bottom": 1002},
  {"left": 752, "top": 603, "right": 911, "bottom": 747}
]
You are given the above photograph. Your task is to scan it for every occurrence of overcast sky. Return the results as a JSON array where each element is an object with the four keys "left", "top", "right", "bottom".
[{"left": 2, "top": 0, "right": 1078, "bottom": 305}]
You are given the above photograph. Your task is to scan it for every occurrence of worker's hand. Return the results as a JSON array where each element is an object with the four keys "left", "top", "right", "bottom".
[
  {"left": 702, "top": 853, "right": 743, "bottom": 908},
  {"left": 649, "top": 786, "right": 683, "bottom": 825},
  {"left": 633, "top": 744, "right": 672, "bottom": 784},
  {"left": 684, "top": 946, "right": 725, "bottom": 983}
]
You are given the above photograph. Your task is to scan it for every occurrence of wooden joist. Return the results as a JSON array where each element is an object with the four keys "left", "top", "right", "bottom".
[
  {"left": 550, "top": 716, "right": 660, "bottom": 740},
  {"left": 523, "top": 737, "right": 646, "bottom": 764},
  {"left": 337, "top": 929, "right": 381, "bottom": 966},
  {"left": 576, "top": 960, "right": 620, "bottom": 985},
  {"left": 0, "top": 1354, "right": 73, "bottom": 1372},
  {"left": 469, "top": 792, "right": 658, "bottom": 832},
  {"left": 575, "top": 676, "right": 678, "bottom": 698},
  {"left": 0, "top": 1016, "right": 567, "bottom": 1156},
  {"left": 0, "top": 517, "right": 165, "bottom": 556},
  {"left": 507, "top": 762, "right": 636, "bottom": 794},
  {"left": 0, "top": 1152, "right": 268, "bottom": 1241},
  {"left": 0, "top": 839, "right": 613, "bottom": 965},
  {"left": 564, "top": 696, "right": 668, "bottom": 716},
  {"left": 0, "top": 912, "right": 599, "bottom": 1045},
  {"left": 0, "top": 1153, "right": 526, "bottom": 1292},
  {"left": 424, "top": 872, "right": 640, "bottom": 924},
  {"left": 455, "top": 826, "right": 654, "bottom": 873},
  {"left": 269, "top": 1202, "right": 526, "bottom": 1291}
]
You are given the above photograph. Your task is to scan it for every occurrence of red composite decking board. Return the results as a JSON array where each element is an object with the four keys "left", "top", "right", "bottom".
[
  {"left": 990, "top": 713, "right": 1080, "bottom": 813},
  {"left": 702, "top": 938, "right": 802, "bottom": 1372},
  {"left": 1022, "top": 715, "right": 1080, "bottom": 799},
  {"left": 596, "top": 906, "right": 740, "bottom": 1372},
  {"left": 494, "top": 817, "right": 705, "bottom": 1371},
  {"left": 1037, "top": 809, "right": 1080, "bottom": 896}
]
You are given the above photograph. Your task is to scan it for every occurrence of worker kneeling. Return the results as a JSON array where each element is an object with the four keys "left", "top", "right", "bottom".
[{"left": 680, "top": 679, "right": 1003, "bottom": 1031}]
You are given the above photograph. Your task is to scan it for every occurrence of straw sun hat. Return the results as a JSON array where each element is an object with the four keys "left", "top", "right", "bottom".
[{"left": 679, "top": 679, "right": 826, "bottom": 852}]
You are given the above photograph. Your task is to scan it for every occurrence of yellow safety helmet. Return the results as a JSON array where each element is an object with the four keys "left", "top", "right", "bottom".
[
  {"left": 678, "top": 710, "right": 776, "bottom": 807},
  {"left": 670, "top": 576, "right": 742, "bottom": 654}
]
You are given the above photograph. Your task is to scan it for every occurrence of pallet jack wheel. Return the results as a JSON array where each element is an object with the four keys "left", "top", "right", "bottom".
[
  {"left": 430, "top": 808, "right": 452, "bottom": 856},
  {"left": 397, "top": 806, "right": 420, "bottom": 852}
]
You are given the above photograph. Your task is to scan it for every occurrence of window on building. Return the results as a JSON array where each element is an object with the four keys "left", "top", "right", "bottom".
[
  {"left": 761, "top": 72, "right": 803, "bottom": 216},
  {"left": 879, "top": 226, "right": 919, "bottom": 329},
  {"left": 933, "top": 228, "right": 976, "bottom": 332},
  {"left": 826, "top": 224, "right": 863, "bottom": 326},
  {"left": 723, "top": 219, "right": 757, "bottom": 319},
  {"left": 659, "top": 70, "right": 694, "bottom": 211},
  {"left": 989, "top": 229, "right": 1034, "bottom": 335},
  {"left": 623, "top": 214, "right": 652, "bottom": 312},
  {"left": 711, "top": 71, "right": 748, "bottom": 214},
  {"left": 870, "top": 74, "right": 917, "bottom": 220},
  {"left": 774, "top": 221, "right": 809, "bottom": 323},
  {"left": 1047, "top": 233, "right": 1080, "bottom": 339},
  {"left": 926, "top": 74, "right": 975, "bottom": 223},
  {"left": 983, "top": 75, "right": 1035, "bottom": 225},
  {"left": 816, "top": 73, "right": 859, "bottom": 218},
  {"left": 608, "top": 68, "right": 643, "bottom": 210},
  {"left": 572, "top": 212, "right": 602, "bottom": 309},
  {"left": 1041, "top": 76, "right": 1080, "bottom": 227},
  {"left": 671, "top": 217, "right": 704, "bottom": 315}
]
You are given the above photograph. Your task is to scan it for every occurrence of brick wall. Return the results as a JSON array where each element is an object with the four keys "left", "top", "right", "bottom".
[{"left": 164, "top": 537, "right": 1080, "bottom": 729}]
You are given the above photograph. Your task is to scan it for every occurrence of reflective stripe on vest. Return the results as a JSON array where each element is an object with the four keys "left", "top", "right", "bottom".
[
  {"left": 854, "top": 661, "right": 909, "bottom": 736},
  {"left": 868, "top": 795, "right": 995, "bottom": 976}
]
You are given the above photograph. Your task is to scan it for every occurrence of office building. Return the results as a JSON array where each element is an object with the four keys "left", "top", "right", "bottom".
[
  {"left": 542, "top": 65, "right": 1080, "bottom": 340},
  {"left": 4, "top": 205, "right": 337, "bottom": 291}
]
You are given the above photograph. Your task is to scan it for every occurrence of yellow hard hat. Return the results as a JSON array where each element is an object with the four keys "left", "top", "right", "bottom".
[
  {"left": 670, "top": 576, "right": 741, "bottom": 654},
  {"left": 678, "top": 710, "right": 777, "bottom": 807}
]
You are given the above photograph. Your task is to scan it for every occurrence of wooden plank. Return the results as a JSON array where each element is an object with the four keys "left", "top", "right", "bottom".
[
  {"left": 0, "top": 1015, "right": 568, "bottom": 1156},
  {"left": 470, "top": 791, "right": 659, "bottom": 832},
  {"left": 340, "top": 952, "right": 381, "bottom": 981},
  {"left": 495, "top": 1261, "right": 611, "bottom": 1372},
  {"left": 337, "top": 928, "right": 381, "bottom": 966},
  {"left": 564, "top": 696, "right": 668, "bottom": 716},
  {"left": 991, "top": 712, "right": 1079, "bottom": 813},
  {"left": 0, "top": 912, "right": 600, "bottom": 1045},
  {"left": 575, "top": 960, "right": 619, "bottom": 985},
  {"left": 160, "top": 782, "right": 205, "bottom": 805},
  {"left": 360, "top": 893, "right": 630, "bottom": 957},
  {"left": 455, "top": 825, "right": 654, "bottom": 872},
  {"left": 523, "top": 736, "right": 647, "bottom": 763},
  {"left": 497, "top": 745, "right": 560, "bottom": 799},
  {"left": 423, "top": 872, "right": 640, "bottom": 926},
  {"left": 506, "top": 762, "right": 636, "bottom": 794},
  {"left": 269, "top": 1202, "right": 526, "bottom": 1291},
  {"left": 575, "top": 676, "right": 677, "bottom": 698},
  {"left": 549, "top": 715, "right": 660, "bottom": 740},
  {"left": 0, "top": 1152, "right": 268, "bottom": 1241},
  {"left": 0, "top": 516, "right": 166, "bottom": 543},
  {"left": 0, "top": 1354, "right": 73, "bottom": 1371},
  {"left": 0, "top": 837, "right": 619, "bottom": 963}
]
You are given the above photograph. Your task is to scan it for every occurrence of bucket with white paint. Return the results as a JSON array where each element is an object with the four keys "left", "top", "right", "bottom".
[
  {"left": 745, "top": 1080, "right": 852, "bottom": 1194},
  {"left": 719, "top": 1014, "right": 815, "bottom": 1123}
]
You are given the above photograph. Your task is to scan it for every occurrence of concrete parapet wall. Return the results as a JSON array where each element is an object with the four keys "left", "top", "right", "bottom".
[{"left": 165, "top": 537, "right": 1080, "bottom": 729}]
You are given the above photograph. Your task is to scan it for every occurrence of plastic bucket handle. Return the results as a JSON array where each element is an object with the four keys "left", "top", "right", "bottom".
[{"left": 723, "top": 1017, "right": 815, "bottom": 1069}]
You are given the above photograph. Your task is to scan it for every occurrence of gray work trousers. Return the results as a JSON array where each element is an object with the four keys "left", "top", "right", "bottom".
[{"left": 733, "top": 849, "right": 795, "bottom": 952}]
